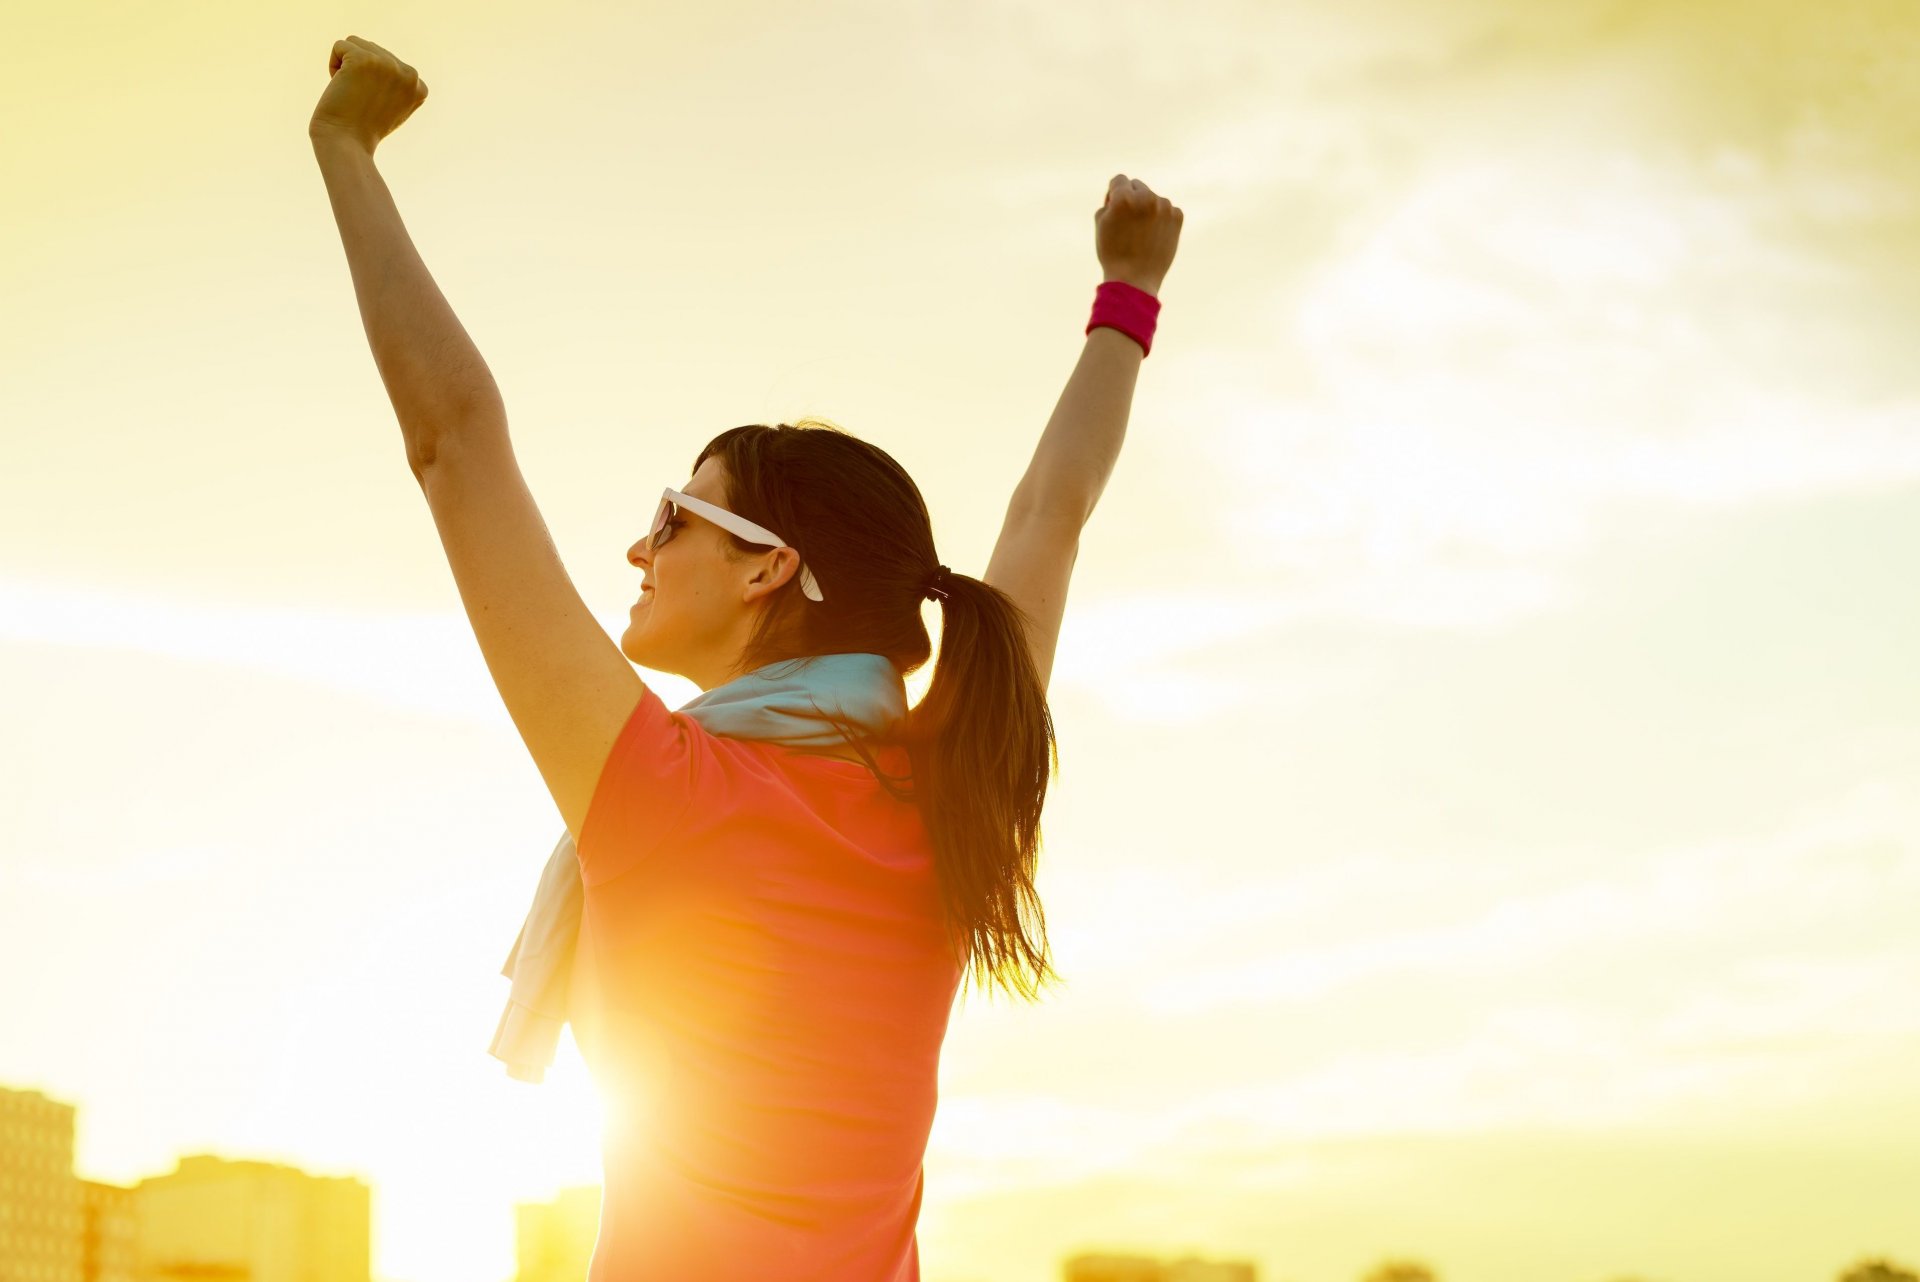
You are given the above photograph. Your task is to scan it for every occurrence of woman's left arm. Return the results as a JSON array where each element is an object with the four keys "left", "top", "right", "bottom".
[
  {"left": 310, "top": 35, "right": 502, "bottom": 472},
  {"left": 307, "top": 37, "right": 646, "bottom": 846}
]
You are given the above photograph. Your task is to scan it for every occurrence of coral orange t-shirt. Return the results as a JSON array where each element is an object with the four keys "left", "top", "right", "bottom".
[{"left": 574, "top": 682, "right": 964, "bottom": 1282}]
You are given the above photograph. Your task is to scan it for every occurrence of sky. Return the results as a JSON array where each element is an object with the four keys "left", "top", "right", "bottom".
[{"left": 4, "top": 1, "right": 1920, "bottom": 1280}]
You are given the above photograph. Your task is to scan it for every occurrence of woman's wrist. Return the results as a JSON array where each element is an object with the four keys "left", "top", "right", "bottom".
[
  {"left": 310, "top": 125, "right": 376, "bottom": 166},
  {"left": 1100, "top": 271, "right": 1162, "bottom": 297}
]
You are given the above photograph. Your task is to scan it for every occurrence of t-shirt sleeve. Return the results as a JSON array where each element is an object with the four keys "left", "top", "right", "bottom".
[{"left": 577, "top": 683, "right": 713, "bottom": 887}]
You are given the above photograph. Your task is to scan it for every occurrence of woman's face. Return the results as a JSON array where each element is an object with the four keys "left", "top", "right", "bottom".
[{"left": 620, "top": 456, "right": 797, "bottom": 691}]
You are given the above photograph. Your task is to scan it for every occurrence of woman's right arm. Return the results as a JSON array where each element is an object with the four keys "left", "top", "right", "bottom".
[
  {"left": 1005, "top": 324, "right": 1148, "bottom": 527},
  {"left": 985, "top": 328, "right": 1139, "bottom": 697},
  {"left": 984, "top": 175, "right": 1183, "bottom": 694}
]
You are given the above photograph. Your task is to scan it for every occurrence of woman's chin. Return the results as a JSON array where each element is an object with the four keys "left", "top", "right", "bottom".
[{"left": 622, "top": 625, "right": 671, "bottom": 665}]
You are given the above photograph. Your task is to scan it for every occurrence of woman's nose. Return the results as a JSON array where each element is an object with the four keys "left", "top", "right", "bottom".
[{"left": 628, "top": 538, "right": 650, "bottom": 568}]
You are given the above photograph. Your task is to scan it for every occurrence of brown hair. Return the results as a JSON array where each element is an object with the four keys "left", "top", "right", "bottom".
[{"left": 691, "top": 417, "right": 1063, "bottom": 1004}]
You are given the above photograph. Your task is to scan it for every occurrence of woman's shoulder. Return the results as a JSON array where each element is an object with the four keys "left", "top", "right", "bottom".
[
  {"left": 760, "top": 739, "right": 917, "bottom": 784},
  {"left": 777, "top": 739, "right": 909, "bottom": 766},
  {"left": 792, "top": 744, "right": 870, "bottom": 766}
]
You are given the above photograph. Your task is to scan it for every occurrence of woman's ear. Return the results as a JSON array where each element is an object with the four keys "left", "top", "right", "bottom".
[{"left": 742, "top": 547, "right": 801, "bottom": 603}]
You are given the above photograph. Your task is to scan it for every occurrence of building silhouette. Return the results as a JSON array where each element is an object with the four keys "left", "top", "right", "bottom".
[
  {"left": 1066, "top": 1254, "right": 1166, "bottom": 1282},
  {"left": 1, "top": 1085, "right": 85, "bottom": 1281},
  {"left": 513, "top": 1184, "right": 601, "bottom": 1282},
  {"left": 1165, "top": 1258, "right": 1260, "bottom": 1282},
  {"left": 78, "top": 1178, "right": 138, "bottom": 1282},
  {"left": 1, "top": 1083, "right": 370, "bottom": 1282},
  {"left": 1065, "top": 1250, "right": 1260, "bottom": 1282},
  {"left": 134, "top": 1154, "right": 370, "bottom": 1282}
]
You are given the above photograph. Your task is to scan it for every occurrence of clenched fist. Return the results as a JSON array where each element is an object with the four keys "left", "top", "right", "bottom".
[
  {"left": 1095, "top": 174, "right": 1183, "bottom": 295},
  {"left": 308, "top": 35, "right": 429, "bottom": 154}
]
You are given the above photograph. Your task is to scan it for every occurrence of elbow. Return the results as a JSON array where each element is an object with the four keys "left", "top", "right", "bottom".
[
  {"left": 406, "top": 434, "right": 440, "bottom": 477},
  {"left": 1009, "top": 487, "right": 1096, "bottom": 531}
]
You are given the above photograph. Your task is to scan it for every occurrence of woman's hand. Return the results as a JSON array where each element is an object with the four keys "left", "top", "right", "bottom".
[
  {"left": 1095, "top": 173, "right": 1183, "bottom": 295},
  {"left": 308, "top": 35, "right": 429, "bottom": 154}
]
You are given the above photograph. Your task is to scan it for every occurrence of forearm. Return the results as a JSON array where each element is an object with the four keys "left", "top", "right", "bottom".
[
  {"left": 311, "top": 130, "right": 505, "bottom": 468},
  {"left": 1012, "top": 288, "right": 1149, "bottom": 527}
]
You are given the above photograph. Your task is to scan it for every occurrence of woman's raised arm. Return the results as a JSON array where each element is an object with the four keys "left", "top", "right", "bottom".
[{"left": 985, "top": 175, "right": 1184, "bottom": 692}]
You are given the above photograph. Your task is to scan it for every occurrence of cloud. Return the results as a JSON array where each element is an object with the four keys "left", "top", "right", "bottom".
[
  {"left": 924, "top": 779, "right": 1920, "bottom": 1175},
  {"left": 1046, "top": 589, "right": 1337, "bottom": 724},
  {"left": 959, "top": 0, "right": 1920, "bottom": 642},
  {"left": 1147, "top": 102, "right": 1920, "bottom": 635},
  {"left": 1131, "top": 776, "right": 1920, "bottom": 1016},
  {"left": 0, "top": 572, "right": 694, "bottom": 725},
  {"left": 927, "top": 1013, "right": 1770, "bottom": 1189}
]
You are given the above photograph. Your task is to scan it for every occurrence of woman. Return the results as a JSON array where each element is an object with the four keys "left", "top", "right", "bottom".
[{"left": 310, "top": 35, "right": 1183, "bottom": 1281}]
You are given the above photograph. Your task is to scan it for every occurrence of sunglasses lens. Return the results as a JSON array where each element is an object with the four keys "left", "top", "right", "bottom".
[{"left": 648, "top": 499, "right": 675, "bottom": 551}]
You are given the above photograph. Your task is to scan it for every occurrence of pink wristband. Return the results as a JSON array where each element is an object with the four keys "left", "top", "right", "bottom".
[{"left": 1086, "top": 279, "right": 1162, "bottom": 357}]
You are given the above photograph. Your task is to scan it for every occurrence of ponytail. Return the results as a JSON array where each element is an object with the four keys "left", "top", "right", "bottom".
[{"left": 900, "top": 569, "right": 1064, "bottom": 1003}]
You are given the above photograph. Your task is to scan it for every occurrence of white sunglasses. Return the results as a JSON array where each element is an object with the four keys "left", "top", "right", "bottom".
[{"left": 648, "top": 486, "right": 824, "bottom": 602}]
